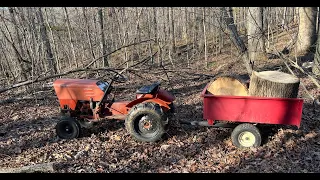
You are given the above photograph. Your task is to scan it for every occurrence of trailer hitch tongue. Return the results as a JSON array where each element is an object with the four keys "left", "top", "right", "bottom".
[
  {"left": 178, "top": 120, "right": 211, "bottom": 126},
  {"left": 190, "top": 121, "right": 212, "bottom": 126},
  {"left": 182, "top": 120, "right": 235, "bottom": 128}
]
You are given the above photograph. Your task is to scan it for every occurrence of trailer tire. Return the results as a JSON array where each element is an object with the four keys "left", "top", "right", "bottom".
[
  {"left": 56, "top": 117, "right": 81, "bottom": 139},
  {"left": 231, "top": 123, "right": 261, "bottom": 148},
  {"left": 125, "top": 102, "right": 166, "bottom": 142}
]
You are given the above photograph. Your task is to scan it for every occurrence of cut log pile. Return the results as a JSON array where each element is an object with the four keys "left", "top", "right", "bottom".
[{"left": 207, "top": 71, "right": 300, "bottom": 98}]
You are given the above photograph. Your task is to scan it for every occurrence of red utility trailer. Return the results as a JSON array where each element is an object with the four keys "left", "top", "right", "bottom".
[{"left": 197, "top": 83, "right": 304, "bottom": 148}]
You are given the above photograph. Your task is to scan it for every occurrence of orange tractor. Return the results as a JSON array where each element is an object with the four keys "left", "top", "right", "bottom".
[{"left": 53, "top": 72, "right": 175, "bottom": 142}]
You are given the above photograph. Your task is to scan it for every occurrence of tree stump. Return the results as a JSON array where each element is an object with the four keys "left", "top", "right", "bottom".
[
  {"left": 207, "top": 75, "right": 249, "bottom": 96},
  {"left": 248, "top": 71, "right": 300, "bottom": 98}
]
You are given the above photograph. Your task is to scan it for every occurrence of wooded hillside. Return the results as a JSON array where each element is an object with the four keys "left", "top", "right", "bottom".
[{"left": 1, "top": 7, "right": 320, "bottom": 173}]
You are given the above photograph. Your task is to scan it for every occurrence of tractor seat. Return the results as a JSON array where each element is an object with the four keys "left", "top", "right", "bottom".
[{"left": 136, "top": 82, "right": 160, "bottom": 94}]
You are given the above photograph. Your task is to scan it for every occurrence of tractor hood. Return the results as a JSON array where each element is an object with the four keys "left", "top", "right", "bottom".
[
  {"left": 54, "top": 78, "right": 101, "bottom": 87},
  {"left": 53, "top": 79, "right": 108, "bottom": 103}
]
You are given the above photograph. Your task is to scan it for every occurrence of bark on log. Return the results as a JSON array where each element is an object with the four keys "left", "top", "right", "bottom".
[
  {"left": 248, "top": 71, "right": 300, "bottom": 98},
  {"left": 207, "top": 75, "right": 249, "bottom": 96}
]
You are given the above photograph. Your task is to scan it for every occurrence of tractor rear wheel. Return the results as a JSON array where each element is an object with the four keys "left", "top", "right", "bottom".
[
  {"left": 125, "top": 102, "right": 166, "bottom": 142},
  {"left": 56, "top": 117, "right": 81, "bottom": 139},
  {"left": 231, "top": 123, "right": 261, "bottom": 148}
]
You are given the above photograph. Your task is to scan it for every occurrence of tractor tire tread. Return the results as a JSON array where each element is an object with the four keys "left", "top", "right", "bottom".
[{"left": 125, "top": 102, "right": 166, "bottom": 142}]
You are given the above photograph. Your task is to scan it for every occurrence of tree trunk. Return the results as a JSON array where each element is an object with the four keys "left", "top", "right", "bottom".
[
  {"left": 0, "top": 42, "right": 15, "bottom": 82},
  {"left": 82, "top": 7, "right": 96, "bottom": 65},
  {"left": 147, "top": 9, "right": 153, "bottom": 64},
  {"left": 312, "top": 24, "right": 320, "bottom": 75},
  {"left": 37, "top": 7, "right": 57, "bottom": 75},
  {"left": 170, "top": 7, "right": 176, "bottom": 53},
  {"left": 133, "top": 7, "right": 143, "bottom": 66},
  {"left": 153, "top": 7, "right": 158, "bottom": 43},
  {"left": 247, "top": 7, "right": 266, "bottom": 61},
  {"left": 0, "top": 19, "right": 29, "bottom": 81},
  {"left": 9, "top": 7, "right": 25, "bottom": 62},
  {"left": 220, "top": 7, "right": 253, "bottom": 75},
  {"left": 43, "top": 8, "right": 61, "bottom": 73},
  {"left": 8, "top": 7, "right": 26, "bottom": 61},
  {"left": 184, "top": 7, "right": 189, "bottom": 66},
  {"left": 64, "top": 7, "right": 78, "bottom": 68},
  {"left": 318, "top": 7, "right": 320, "bottom": 34},
  {"left": 296, "top": 7, "right": 317, "bottom": 56},
  {"left": 98, "top": 7, "right": 109, "bottom": 67},
  {"left": 248, "top": 71, "right": 300, "bottom": 98},
  {"left": 202, "top": 7, "right": 208, "bottom": 68},
  {"left": 218, "top": 10, "right": 223, "bottom": 54},
  {"left": 281, "top": 7, "right": 288, "bottom": 30}
]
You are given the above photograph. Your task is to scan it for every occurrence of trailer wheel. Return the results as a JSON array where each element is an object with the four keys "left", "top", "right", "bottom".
[
  {"left": 125, "top": 102, "right": 166, "bottom": 142},
  {"left": 56, "top": 117, "right": 81, "bottom": 139},
  {"left": 231, "top": 123, "right": 261, "bottom": 148}
]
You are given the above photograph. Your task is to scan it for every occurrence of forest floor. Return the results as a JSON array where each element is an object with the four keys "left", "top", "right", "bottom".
[
  {"left": 1, "top": 27, "right": 320, "bottom": 173},
  {"left": 1, "top": 56, "right": 320, "bottom": 173}
]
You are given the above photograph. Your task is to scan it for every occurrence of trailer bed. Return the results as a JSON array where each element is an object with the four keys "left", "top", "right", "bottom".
[{"left": 201, "top": 84, "right": 304, "bottom": 127}]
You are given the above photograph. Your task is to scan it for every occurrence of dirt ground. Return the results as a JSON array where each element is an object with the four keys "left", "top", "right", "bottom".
[{"left": 1, "top": 55, "right": 320, "bottom": 173}]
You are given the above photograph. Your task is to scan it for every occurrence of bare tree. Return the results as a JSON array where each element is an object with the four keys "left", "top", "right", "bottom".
[
  {"left": 36, "top": 7, "right": 57, "bottom": 75},
  {"left": 202, "top": 7, "right": 208, "bottom": 68},
  {"left": 98, "top": 7, "right": 109, "bottom": 67},
  {"left": 8, "top": 7, "right": 26, "bottom": 63},
  {"left": 247, "top": 7, "right": 266, "bottom": 61},
  {"left": 82, "top": 7, "right": 96, "bottom": 66},
  {"left": 220, "top": 7, "right": 253, "bottom": 75},
  {"left": 64, "top": 7, "right": 78, "bottom": 68},
  {"left": 312, "top": 23, "right": 320, "bottom": 75},
  {"left": 153, "top": 7, "right": 158, "bottom": 43},
  {"left": 0, "top": 10, "right": 29, "bottom": 80},
  {"left": 0, "top": 7, "right": 312, "bottom": 89},
  {"left": 170, "top": 7, "right": 176, "bottom": 53},
  {"left": 295, "top": 7, "right": 317, "bottom": 56}
]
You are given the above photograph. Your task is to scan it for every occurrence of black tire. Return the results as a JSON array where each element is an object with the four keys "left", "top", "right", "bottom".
[
  {"left": 169, "top": 102, "right": 175, "bottom": 114},
  {"left": 125, "top": 102, "right": 166, "bottom": 142},
  {"left": 231, "top": 123, "right": 261, "bottom": 148},
  {"left": 313, "top": 98, "right": 320, "bottom": 107},
  {"left": 56, "top": 117, "right": 81, "bottom": 139}
]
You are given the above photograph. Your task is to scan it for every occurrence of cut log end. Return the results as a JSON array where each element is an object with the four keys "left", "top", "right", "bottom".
[
  {"left": 207, "top": 76, "right": 249, "bottom": 96},
  {"left": 254, "top": 71, "right": 300, "bottom": 84}
]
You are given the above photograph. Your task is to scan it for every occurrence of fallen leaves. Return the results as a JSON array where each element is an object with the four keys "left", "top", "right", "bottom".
[
  {"left": 0, "top": 65, "right": 320, "bottom": 173},
  {"left": 160, "top": 144, "right": 170, "bottom": 152}
]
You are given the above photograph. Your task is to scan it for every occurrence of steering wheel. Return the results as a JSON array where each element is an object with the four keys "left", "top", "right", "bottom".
[{"left": 112, "top": 72, "right": 128, "bottom": 83}]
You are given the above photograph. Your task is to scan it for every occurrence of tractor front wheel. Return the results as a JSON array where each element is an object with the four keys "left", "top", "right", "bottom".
[
  {"left": 231, "top": 123, "right": 261, "bottom": 148},
  {"left": 56, "top": 117, "right": 81, "bottom": 139},
  {"left": 125, "top": 102, "right": 166, "bottom": 142}
]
